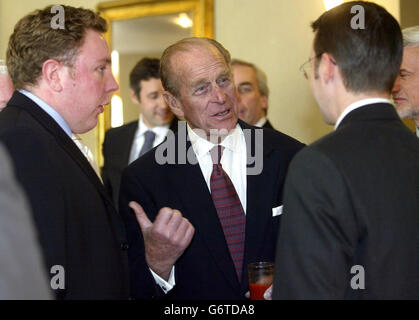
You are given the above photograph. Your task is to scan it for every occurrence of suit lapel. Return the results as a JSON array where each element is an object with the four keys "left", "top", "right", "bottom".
[
  {"left": 168, "top": 136, "right": 241, "bottom": 292},
  {"left": 11, "top": 92, "right": 114, "bottom": 207},
  {"left": 122, "top": 121, "right": 138, "bottom": 165}
]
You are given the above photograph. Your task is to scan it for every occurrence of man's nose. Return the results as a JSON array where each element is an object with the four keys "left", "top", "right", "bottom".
[
  {"left": 212, "top": 85, "right": 226, "bottom": 103},
  {"left": 235, "top": 89, "right": 242, "bottom": 103},
  {"left": 107, "top": 73, "right": 119, "bottom": 93}
]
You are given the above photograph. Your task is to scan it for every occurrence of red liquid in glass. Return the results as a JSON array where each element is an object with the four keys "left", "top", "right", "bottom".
[{"left": 249, "top": 283, "right": 270, "bottom": 300}]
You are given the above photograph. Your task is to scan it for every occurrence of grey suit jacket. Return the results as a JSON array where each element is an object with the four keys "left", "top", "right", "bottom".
[{"left": 0, "top": 144, "right": 51, "bottom": 299}]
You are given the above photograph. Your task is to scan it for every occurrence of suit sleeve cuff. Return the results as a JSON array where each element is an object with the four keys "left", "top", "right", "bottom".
[{"left": 149, "top": 266, "right": 175, "bottom": 294}]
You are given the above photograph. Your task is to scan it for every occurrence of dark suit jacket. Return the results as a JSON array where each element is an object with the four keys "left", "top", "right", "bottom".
[
  {"left": 119, "top": 120, "right": 304, "bottom": 300},
  {"left": 262, "top": 119, "right": 274, "bottom": 130},
  {"left": 273, "top": 103, "right": 419, "bottom": 299},
  {"left": 0, "top": 91, "right": 129, "bottom": 299},
  {"left": 102, "top": 119, "right": 178, "bottom": 206}
]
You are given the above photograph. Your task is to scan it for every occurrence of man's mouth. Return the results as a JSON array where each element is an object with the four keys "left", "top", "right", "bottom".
[
  {"left": 393, "top": 97, "right": 406, "bottom": 103},
  {"left": 213, "top": 109, "right": 230, "bottom": 117},
  {"left": 156, "top": 111, "right": 171, "bottom": 118}
]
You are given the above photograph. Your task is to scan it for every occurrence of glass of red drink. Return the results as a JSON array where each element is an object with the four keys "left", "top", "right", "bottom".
[{"left": 248, "top": 262, "right": 274, "bottom": 300}]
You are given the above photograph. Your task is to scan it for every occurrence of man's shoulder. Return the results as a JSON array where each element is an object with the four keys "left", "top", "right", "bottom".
[
  {"left": 104, "top": 121, "right": 138, "bottom": 140},
  {"left": 265, "top": 128, "right": 305, "bottom": 149},
  {"left": 239, "top": 119, "right": 304, "bottom": 149},
  {"left": 0, "top": 97, "right": 35, "bottom": 128}
]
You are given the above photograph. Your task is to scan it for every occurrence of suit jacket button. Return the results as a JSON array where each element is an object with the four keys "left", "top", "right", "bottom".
[{"left": 121, "top": 243, "right": 129, "bottom": 250}]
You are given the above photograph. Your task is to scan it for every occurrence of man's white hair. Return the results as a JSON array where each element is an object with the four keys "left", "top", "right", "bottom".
[
  {"left": 0, "top": 60, "right": 8, "bottom": 75},
  {"left": 403, "top": 26, "right": 419, "bottom": 48}
]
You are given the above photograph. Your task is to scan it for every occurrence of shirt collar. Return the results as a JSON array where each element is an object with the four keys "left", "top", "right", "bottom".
[
  {"left": 137, "top": 114, "right": 170, "bottom": 138},
  {"left": 19, "top": 89, "right": 72, "bottom": 137},
  {"left": 254, "top": 116, "right": 267, "bottom": 127},
  {"left": 334, "top": 98, "right": 393, "bottom": 130},
  {"left": 187, "top": 123, "right": 244, "bottom": 161}
]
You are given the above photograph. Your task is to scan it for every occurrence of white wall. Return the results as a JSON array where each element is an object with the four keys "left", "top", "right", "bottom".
[{"left": 215, "top": 0, "right": 400, "bottom": 144}]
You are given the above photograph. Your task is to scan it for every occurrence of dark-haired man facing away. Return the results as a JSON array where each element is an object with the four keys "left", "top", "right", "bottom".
[{"left": 274, "top": 1, "right": 419, "bottom": 299}]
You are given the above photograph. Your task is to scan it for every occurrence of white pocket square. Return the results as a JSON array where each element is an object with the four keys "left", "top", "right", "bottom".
[{"left": 272, "top": 205, "right": 283, "bottom": 217}]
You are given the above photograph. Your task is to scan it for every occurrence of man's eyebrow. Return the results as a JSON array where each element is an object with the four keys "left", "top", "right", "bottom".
[
  {"left": 99, "top": 58, "right": 112, "bottom": 64},
  {"left": 400, "top": 68, "right": 412, "bottom": 74},
  {"left": 147, "top": 91, "right": 159, "bottom": 97},
  {"left": 238, "top": 81, "right": 253, "bottom": 87},
  {"left": 190, "top": 78, "right": 208, "bottom": 88}
]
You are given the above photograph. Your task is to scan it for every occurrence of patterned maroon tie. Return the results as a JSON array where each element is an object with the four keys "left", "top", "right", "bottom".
[{"left": 210, "top": 145, "right": 246, "bottom": 281}]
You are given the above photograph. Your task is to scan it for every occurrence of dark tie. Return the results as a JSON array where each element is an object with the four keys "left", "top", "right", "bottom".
[
  {"left": 210, "top": 145, "right": 246, "bottom": 281},
  {"left": 139, "top": 130, "right": 156, "bottom": 157}
]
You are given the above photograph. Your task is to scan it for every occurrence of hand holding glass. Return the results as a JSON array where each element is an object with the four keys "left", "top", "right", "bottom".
[{"left": 248, "top": 262, "right": 274, "bottom": 300}]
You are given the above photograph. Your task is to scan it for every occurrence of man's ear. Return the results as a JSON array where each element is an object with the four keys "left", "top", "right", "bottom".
[
  {"left": 42, "top": 59, "right": 63, "bottom": 91},
  {"left": 130, "top": 89, "right": 140, "bottom": 105},
  {"left": 163, "top": 91, "right": 184, "bottom": 118},
  {"left": 260, "top": 95, "right": 268, "bottom": 111},
  {"left": 320, "top": 53, "right": 337, "bottom": 84}
]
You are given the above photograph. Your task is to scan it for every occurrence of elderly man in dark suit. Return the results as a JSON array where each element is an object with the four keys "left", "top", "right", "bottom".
[
  {"left": 120, "top": 37, "right": 304, "bottom": 300},
  {"left": 273, "top": 1, "right": 419, "bottom": 299},
  {"left": 0, "top": 6, "right": 129, "bottom": 299},
  {"left": 102, "top": 58, "right": 177, "bottom": 206}
]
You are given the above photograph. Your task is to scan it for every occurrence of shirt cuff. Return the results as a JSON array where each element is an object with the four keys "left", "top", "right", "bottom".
[{"left": 149, "top": 266, "right": 175, "bottom": 294}]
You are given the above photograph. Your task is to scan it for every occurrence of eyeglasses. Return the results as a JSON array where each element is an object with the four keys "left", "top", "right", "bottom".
[
  {"left": 299, "top": 57, "right": 314, "bottom": 80},
  {"left": 299, "top": 53, "right": 336, "bottom": 80}
]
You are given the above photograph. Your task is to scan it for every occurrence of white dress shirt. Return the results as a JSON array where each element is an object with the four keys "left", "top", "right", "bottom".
[
  {"left": 128, "top": 115, "right": 170, "bottom": 164},
  {"left": 335, "top": 98, "right": 393, "bottom": 130},
  {"left": 152, "top": 122, "right": 248, "bottom": 293},
  {"left": 254, "top": 116, "right": 267, "bottom": 128},
  {"left": 187, "top": 123, "right": 248, "bottom": 212}
]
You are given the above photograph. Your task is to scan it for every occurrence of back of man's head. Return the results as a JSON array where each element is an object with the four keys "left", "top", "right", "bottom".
[
  {"left": 311, "top": 1, "right": 402, "bottom": 94},
  {"left": 129, "top": 58, "right": 161, "bottom": 98},
  {"left": 7, "top": 5, "right": 107, "bottom": 90}
]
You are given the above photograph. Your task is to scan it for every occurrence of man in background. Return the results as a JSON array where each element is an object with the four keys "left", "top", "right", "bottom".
[
  {"left": 273, "top": 1, "right": 419, "bottom": 299},
  {"left": 392, "top": 25, "right": 419, "bottom": 137},
  {"left": 0, "top": 6, "right": 129, "bottom": 299},
  {"left": 232, "top": 59, "right": 274, "bottom": 129},
  {"left": 102, "top": 58, "right": 177, "bottom": 206}
]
